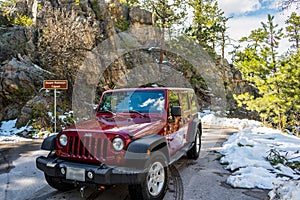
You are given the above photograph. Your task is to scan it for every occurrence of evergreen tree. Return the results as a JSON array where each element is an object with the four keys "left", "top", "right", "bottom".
[
  {"left": 185, "top": 0, "right": 228, "bottom": 58},
  {"left": 277, "top": 50, "right": 300, "bottom": 134},
  {"left": 233, "top": 15, "right": 291, "bottom": 130},
  {"left": 285, "top": 12, "right": 300, "bottom": 50},
  {"left": 139, "top": 0, "right": 187, "bottom": 71},
  {"left": 261, "top": 15, "right": 284, "bottom": 64}
]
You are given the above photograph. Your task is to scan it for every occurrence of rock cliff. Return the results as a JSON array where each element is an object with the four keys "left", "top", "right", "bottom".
[
  {"left": 0, "top": 55, "right": 54, "bottom": 124},
  {"left": 0, "top": 0, "right": 256, "bottom": 133}
]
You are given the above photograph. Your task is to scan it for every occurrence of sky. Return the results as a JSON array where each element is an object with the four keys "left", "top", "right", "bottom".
[{"left": 215, "top": 0, "right": 299, "bottom": 61}]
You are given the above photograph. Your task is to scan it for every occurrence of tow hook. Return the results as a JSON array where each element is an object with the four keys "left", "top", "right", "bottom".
[{"left": 80, "top": 186, "right": 87, "bottom": 198}]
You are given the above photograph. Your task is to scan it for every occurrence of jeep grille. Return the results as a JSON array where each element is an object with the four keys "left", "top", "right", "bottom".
[{"left": 61, "top": 133, "right": 109, "bottom": 163}]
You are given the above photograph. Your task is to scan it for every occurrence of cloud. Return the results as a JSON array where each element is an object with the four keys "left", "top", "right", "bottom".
[
  {"left": 217, "top": 0, "right": 261, "bottom": 16},
  {"left": 227, "top": 16, "right": 264, "bottom": 41},
  {"left": 220, "top": 15, "right": 265, "bottom": 61},
  {"left": 260, "top": 0, "right": 282, "bottom": 10},
  {"left": 223, "top": 12, "right": 292, "bottom": 61},
  {"left": 189, "top": 0, "right": 296, "bottom": 61}
]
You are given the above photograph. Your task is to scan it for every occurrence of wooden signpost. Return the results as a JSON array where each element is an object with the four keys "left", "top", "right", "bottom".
[
  {"left": 43, "top": 80, "right": 68, "bottom": 90},
  {"left": 43, "top": 80, "right": 68, "bottom": 133}
]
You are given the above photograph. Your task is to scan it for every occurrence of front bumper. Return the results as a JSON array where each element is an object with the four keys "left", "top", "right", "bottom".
[{"left": 36, "top": 156, "right": 146, "bottom": 185}]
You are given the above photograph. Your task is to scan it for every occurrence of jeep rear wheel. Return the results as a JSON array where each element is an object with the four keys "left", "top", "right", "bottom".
[
  {"left": 128, "top": 152, "right": 168, "bottom": 200},
  {"left": 187, "top": 129, "right": 201, "bottom": 159}
]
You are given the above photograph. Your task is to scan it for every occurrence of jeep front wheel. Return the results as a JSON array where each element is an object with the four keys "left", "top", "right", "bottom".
[
  {"left": 187, "top": 128, "right": 201, "bottom": 159},
  {"left": 44, "top": 173, "right": 75, "bottom": 192},
  {"left": 128, "top": 152, "right": 168, "bottom": 200}
]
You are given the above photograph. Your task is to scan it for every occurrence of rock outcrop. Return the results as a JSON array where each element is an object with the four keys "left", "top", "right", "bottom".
[
  {"left": 0, "top": 55, "right": 54, "bottom": 123},
  {"left": 0, "top": 0, "right": 257, "bottom": 133},
  {"left": 0, "top": 27, "right": 28, "bottom": 62}
]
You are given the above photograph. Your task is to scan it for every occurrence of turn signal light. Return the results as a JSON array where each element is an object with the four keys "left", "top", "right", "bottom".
[
  {"left": 57, "top": 149, "right": 62, "bottom": 156},
  {"left": 87, "top": 171, "right": 94, "bottom": 179},
  {"left": 99, "top": 185, "right": 105, "bottom": 190},
  {"left": 60, "top": 167, "right": 66, "bottom": 175}
]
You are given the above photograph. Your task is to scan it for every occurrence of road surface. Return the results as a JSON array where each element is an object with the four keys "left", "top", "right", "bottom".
[{"left": 0, "top": 127, "right": 270, "bottom": 200}]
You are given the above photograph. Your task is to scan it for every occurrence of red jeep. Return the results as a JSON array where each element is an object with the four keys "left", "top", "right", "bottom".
[{"left": 36, "top": 87, "right": 202, "bottom": 200}]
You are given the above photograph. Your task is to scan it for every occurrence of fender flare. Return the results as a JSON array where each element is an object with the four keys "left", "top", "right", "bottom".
[
  {"left": 124, "top": 134, "right": 169, "bottom": 168},
  {"left": 188, "top": 118, "right": 202, "bottom": 144},
  {"left": 41, "top": 134, "right": 57, "bottom": 151}
]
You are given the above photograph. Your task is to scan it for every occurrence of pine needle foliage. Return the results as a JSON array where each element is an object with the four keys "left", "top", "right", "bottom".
[{"left": 233, "top": 14, "right": 300, "bottom": 132}]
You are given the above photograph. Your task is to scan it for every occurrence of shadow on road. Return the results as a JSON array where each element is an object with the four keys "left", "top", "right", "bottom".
[{"left": 0, "top": 140, "right": 42, "bottom": 174}]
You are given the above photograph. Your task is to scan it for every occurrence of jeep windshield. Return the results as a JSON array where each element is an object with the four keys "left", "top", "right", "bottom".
[{"left": 98, "top": 90, "right": 165, "bottom": 114}]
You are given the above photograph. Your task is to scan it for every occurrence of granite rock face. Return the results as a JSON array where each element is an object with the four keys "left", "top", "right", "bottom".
[
  {"left": 0, "top": 1, "right": 158, "bottom": 128},
  {"left": 0, "top": 0, "right": 256, "bottom": 132},
  {"left": 0, "top": 27, "right": 28, "bottom": 62},
  {"left": 0, "top": 55, "right": 54, "bottom": 124}
]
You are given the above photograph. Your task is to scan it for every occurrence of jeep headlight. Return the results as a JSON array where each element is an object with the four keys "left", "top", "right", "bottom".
[
  {"left": 59, "top": 134, "right": 68, "bottom": 146},
  {"left": 112, "top": 137, "right": 124, "bottom": 151}
]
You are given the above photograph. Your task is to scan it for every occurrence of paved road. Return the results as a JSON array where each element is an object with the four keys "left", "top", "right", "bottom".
[{"left": 0, "top": 127, "right": 270, "bottom": 200}]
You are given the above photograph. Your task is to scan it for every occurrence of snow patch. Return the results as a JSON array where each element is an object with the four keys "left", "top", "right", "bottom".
[
  {"left": 227, "top": 167, "right": 286, "bottom": 189},
  {"left": 0, "top": 119, "right": 33, "bottom": 143},
  {"left": 269, "top": 180, "right": 300, "bottom": 200},
  {"left": 221, "top": 125, "right": 300, "bottom": 190},
  {"left": 203, "top": 113, "right": 300, "bottom": 194},
  {"left": 202, "top": 113, "right": 262, "bottom": 130}
]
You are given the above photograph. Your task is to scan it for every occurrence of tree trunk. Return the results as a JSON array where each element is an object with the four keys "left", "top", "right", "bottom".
[
  {"left": 221, "top": 30, "right": 225, "bottom": 59},
  {"left": 159, "top": 27, "right": 165, "bottom": 73}
]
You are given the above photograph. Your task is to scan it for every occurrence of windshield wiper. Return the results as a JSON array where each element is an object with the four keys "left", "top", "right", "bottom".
[
  {"left": 98, "top": 110, "right": 116, "bottom": 117},
  {"left": 128, "top": 110, "right": 148, "bottom": 118}
]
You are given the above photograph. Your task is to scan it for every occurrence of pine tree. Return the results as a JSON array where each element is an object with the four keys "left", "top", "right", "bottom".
[
  {"left": 261, "top": 15, "right": 284, "bottom": 64},
  {"left": 233, "top": 15, "right": 290, "bottom": 130},
  {"left": 185, "top": 0, "right": 228, "bottom": 58},
  {"left": 139, "top": 0, "right": 187, "bottom": 72},
  {"left": 277, "top": 50, "right": 300, "bottom": 134},
  {"left": 285, "top": 12, "right": 300, "bottom": 50}
]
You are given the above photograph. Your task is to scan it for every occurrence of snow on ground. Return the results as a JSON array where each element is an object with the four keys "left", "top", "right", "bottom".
[
  {"left": 0, "top": 116, "right": 61, "bottom": 141},
  {"left": 202, "top": 113, "right": 300, "bottom": 200},
  {"left": 269, "top": 180, "right": 300, "bottom": 200},
  {"left": 0, "top": 119, "right": 32, "bottom": 143},
  {"left": 201, "top": 112, "right": 262, "bottom": 130}
]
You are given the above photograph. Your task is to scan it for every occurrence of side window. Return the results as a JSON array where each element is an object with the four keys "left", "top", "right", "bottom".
[
  {"left": 99, "top": 93, "right": 112, "bottom": 111},
  {"left": 168, "top": 91, "right": 180, "bottom": 116},
  {"left": 189, "top": 92, "right": 198, "bottom": 113},
  {"left": 181, "top": 92, "right": 190, "bottom": 112}
]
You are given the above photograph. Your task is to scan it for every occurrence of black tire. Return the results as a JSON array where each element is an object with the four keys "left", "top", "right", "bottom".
[
  {"left": 187, "top": 128, "right": 201, "bottom": 159},
  {"left": 128, "top": 151, "right": 168, "bottom": 200},
  {"left": 44, "top": 173, "right": 76, "bottom": 191},
  {"left": 44, "top": 152, "right": 75, "bottom": 192}
]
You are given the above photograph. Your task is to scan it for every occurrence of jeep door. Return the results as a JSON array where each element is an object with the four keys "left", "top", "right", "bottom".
[
  {"left": 167, "top": 90, "right": 188, "bottom": 155},
  {"left": 179, "top": 91, "right": 193, "bottom": 146}
]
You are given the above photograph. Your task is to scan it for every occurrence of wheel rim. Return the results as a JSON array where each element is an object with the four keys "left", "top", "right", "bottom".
[
  {"left": 147, "top": 161, "right": 165, "bottom": 196},
  {"left": 195, "top": 130, "right": 201, "bottom": 153}
]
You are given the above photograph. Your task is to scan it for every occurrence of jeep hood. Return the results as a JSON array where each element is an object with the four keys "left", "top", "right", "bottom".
[{"left": 62, "top": 117, "right": 165, "bottom": 138}]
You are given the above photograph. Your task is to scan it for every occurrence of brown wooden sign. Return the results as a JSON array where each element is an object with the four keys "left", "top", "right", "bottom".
[{"left": 43, "top": 80, "right": 68, "bottom": 90}]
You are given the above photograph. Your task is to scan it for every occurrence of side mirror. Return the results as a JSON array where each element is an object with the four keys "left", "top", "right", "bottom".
[{"left": 171, "top": 106, "right": 182, "bottom": 117}]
